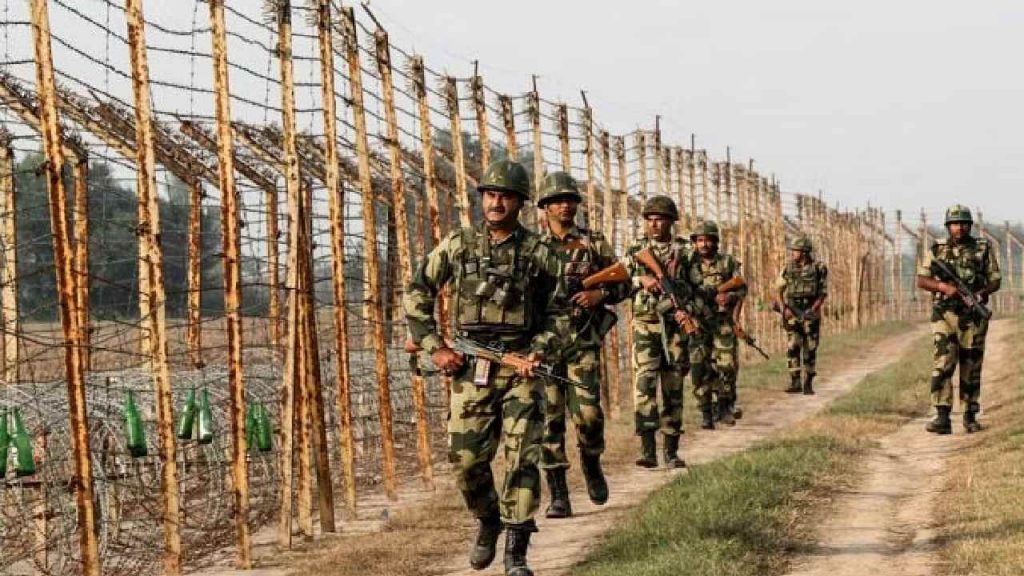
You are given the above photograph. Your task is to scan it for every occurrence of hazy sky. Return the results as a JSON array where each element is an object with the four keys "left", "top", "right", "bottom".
[{"left": 363, "top": 0, "right": 1024, "bottom": 222}]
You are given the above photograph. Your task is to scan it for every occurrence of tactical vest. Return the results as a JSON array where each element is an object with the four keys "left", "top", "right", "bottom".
[
  {"left": 631, "top": 237, "right": 688, "bottom": 318},
  {"left": 930, "top": 238, "right": 990, "bottom": 306},
  {"left": 686, "top": 253, "right": 738, "bottom": 314},
  {"left": 453, "top": 227, "right": 541, "bottom": 334},
  {"left": 783, "top": 260, "right": 825, "bottom": 300},
  {"left": 550, "top": 229, "right": 599, "bottom": 311}
]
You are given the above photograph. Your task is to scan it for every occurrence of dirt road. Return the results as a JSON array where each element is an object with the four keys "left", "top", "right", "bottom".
[{"left": 782, "top": 319, "right": 1014, "bottom": 576}]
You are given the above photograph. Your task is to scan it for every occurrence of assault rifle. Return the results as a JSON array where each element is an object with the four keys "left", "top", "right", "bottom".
[
  {"left": 404, "top": 336, "right": 585, "bottom": 389},
  {"left": 733, "top": 325, "right": 770, "bottom": 360},
  {"left": 563, "top": 262, "right": 626, "bottom": 337},
  {"left": 634, "top": 248, "right": 701, "bottom": 335},
  {"left": 930, "top": 259, "right": 992, "bottom": 320},
  {"left": 702, "top": 276, "right": 747, "bottom": 311},
  {"left": 770, "top": 301, "right": 816, "bottom": 322}
]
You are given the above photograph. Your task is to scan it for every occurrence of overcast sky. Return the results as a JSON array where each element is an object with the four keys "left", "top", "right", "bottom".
[{"left": 363, "top": 0, "right": 1024, "bottom": 223}]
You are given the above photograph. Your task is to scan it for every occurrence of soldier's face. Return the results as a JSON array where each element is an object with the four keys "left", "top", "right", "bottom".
[
  {"left": 948, "top": 222, "right": 970, "bottom": 242},
  {"left": 695, "top": 235, "right": 717, "bottom": 257},
  {"left": 790, "top": 249, "right": 806, "bottom": 263},
  {"left": 482, "top": 189, "right": 522, "bottom": 228},
  {"left": 644, "top": 215, "right": 673, "bottom": 241},
  {"left": 544, "top": 196, "right": 579, "bottom": 226}
]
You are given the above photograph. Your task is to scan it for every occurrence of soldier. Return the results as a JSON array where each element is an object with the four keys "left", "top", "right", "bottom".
[
  {"left": 536, "top": 172, "right": 627, "bottom": 518},
  {"left": 683, "top": 220, "right": 748, "bottom": 429},
  {"left": 404, "top": 159, "right": 564, "bottom": 576},
  {"left": 622, "top": 195, "right": 700, "bottom": 468},
  {"left": 916, "top": 205, "right": 1000, "bottom": 434},
  {"left": 774, "top": 236, "right": 828, "bottom": 395}
]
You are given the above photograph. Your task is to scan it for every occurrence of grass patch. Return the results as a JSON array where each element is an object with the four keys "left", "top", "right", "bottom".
[
  {"left": 939, "top": 319, "right": 1024, "bottom": 576},
  {"left": 573, "top": 325, "right": 934, "bottom": 576}
]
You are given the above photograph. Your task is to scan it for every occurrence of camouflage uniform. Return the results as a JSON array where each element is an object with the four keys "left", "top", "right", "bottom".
[
  {"left": 684, "top": 252, "right": 747, "bottom": 405},
  {"left": 404, "top": 223, "right": 562, "bottom": 526},
  {"left": 918, "top": 235, "right": 1000, "bottom": 411},
  {"left": 623, "top": 236, "right": 694, "bottom": 437},
  {"left": 777, "top": 258, "right": 829, "bottom": 385},
  {"left": 541, "top": 225, "right": 627, "bottom": 470}
]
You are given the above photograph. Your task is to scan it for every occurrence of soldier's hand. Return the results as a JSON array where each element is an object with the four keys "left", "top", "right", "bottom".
[
  {"left": 431, "top": 347, "right": 464, "bottom": 375},
  {"left": 571, "top": 289, "right": 604, "bottom": 309},
  {"left": 782, "top": 307, "right": 793, "bottom": 320},
  {"left": 639, "top": 276, "right": 661, "bottom": 294},
  {"left": 715, "top": 293, "right": 733, "bottom": 308},
  {"left": 515, "top": 352, "right": 542, "bottom": 378},
  {"left": 937, "top": 282, "right": 959, "bottom": 297}
]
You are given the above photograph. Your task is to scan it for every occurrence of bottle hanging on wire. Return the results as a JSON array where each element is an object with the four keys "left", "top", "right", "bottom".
[
  {"left": 255, "top": 402, "right": 272, "bottom": 453},
  {"left": 176, "top": 388, "right": 197, "bottom": 440},
  {"left": 197, "top": 388, "right": 214, "bottom": 445},
  {"left": 123, "top": 390, "right": 148, "bottom": 458},
  {"left": 11, "top": 407, "right": 35, "bottom": 477}
]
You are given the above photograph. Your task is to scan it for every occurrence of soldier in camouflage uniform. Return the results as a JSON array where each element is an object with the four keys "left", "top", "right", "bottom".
[
  {"left": 774, "top": 236, "right": 828, "bottom": 395},
  {"left": 404, "top": 160, "right": 564, "bottom": 576},
  {"left": 916, "top": 205, "right": 1000, "bottom": 435},
  {"left": 537, "top": 172, "right": 627, "bottom": 518},
  {"left": 622, "top": 195, "right": 701, "bottom": 469},
  {"left": 683, "top": 220, "right": 748, "bottom": 429}
]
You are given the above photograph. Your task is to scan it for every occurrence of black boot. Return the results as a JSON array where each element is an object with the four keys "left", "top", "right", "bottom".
[
  {"left": 635, "top": 431, "right": 658, "bottom": 468},
  {"left": 785, "top": 374, "right": 802, "bottom": 393},
  {"left": 926, "top": 406, "right": 952, "bottom": 435},
  {"left": 731, "top": 402, "right": 743, "bottom": 420},
  {"left": 662, "top": 434, "right": 686, "bottom": 468},
  {"left": 963, "top": 403, "right": 982, "bottom": 433},
  {"left": 544, "top": 469, "right": 572, "bottom": 518},
  {"left": 469, "top": 513, "right": 503, "bottom": 570},
  {"left": 701, "top": 403, "right": 715, "bottom": 430},
  {"left": 802, "top": 373, "right": 815, "bottom": 395},
  {"left": 580, "top": 453, "right": 609, "bottom": 505},
  {"left": 503, "top": 523, "right": 535, "bottom": 576},
  {"left": 717, "top": 397, "right": 736, "bottom": 426}
]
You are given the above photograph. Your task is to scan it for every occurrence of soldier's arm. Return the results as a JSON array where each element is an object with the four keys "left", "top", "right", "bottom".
[
  {"left": 914, "top": 247, "right": 956, "bottom": 295},
  {"left": 402, "top": 235, "right": 455, "bottom": 355},
  {"left": 981, "top": 245, "right": 1002, "bottom": 296},
  {"left": 728, "top": 258, "right": 748, "bottom": 300},
  {"left": 811, "top": 264, "right": 828, "bottom": 313},
  {"left": 773, "top": 268, "right": 788, "bottom": 308},
  {"left": 595, "top": 236, "right": 630, "bottom": 304}
]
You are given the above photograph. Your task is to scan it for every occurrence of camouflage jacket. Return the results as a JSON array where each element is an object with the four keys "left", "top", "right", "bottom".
[
  {"left": 403, "top": 223, "right": 564, "bottom": 356},
  {"left": 683, "top": 252, "right": 747, "bottom": 320},
  {"left": 622, "top": 236, "right": 696, "bottom": 321},
  {"left": 542, "top": 225, "right": 629, "bottom": 351},
  {"left": 917, "top": 235, "right": 1001, "bottom": 312},
  {"left": 776, "top": 259, "right": 829, "bottom": 307}
]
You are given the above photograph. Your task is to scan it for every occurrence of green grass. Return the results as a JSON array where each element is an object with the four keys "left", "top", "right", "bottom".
[{"left": 574, "top": 324, "right": 934, "bottom": 576}]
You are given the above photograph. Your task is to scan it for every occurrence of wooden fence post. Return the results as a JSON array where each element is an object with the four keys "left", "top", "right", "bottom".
[{"left": 0, "top": 135, "right": 18, "bottom": 383}]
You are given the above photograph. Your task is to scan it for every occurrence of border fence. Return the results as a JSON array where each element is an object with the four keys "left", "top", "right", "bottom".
[{"left": 0, "top": 1, "right": 1021, "bottom": 575}]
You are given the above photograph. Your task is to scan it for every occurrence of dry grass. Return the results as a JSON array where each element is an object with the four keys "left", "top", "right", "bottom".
[{"left": 939, "top": 321, "right": 1024, "bottom": 576}]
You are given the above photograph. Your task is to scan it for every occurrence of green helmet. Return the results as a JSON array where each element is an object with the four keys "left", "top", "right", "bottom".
[
  {"left": 689, "top": 220, "right": 720, "bottom": 241},
  {"left": 789, "top": 235, "right": 813, "bottom": 252},
  {"left": 537, "top": 171, "right": 582, "bottom": 208},
  {"left": 478, "top": 159, "right": 531, "bottom": 200},
  {"left": 944, "top": 204, "right": 973, "bottom": 225},
  {"left": 641, "top": 195, "right": 679, "bottom": 221}
]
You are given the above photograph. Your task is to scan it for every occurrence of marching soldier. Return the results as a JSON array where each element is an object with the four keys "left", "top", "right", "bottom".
[
  {"left": 916, "top": 205, "right": 1000, "bottom": 434},
  {"left": 774, "top": 236, "right": 828, "bottom": 395},
  {"left": 622, "top": 195, "right": 701, "bottom": 469},
  {"left": 683, "top": 220, "right": 748, "bottom": 429},
  {"left": 537, "top": 172, "right": 627, "bottom": 518},
  {"left": 404, "top": 159, "right": 565, "bottom": 576}
]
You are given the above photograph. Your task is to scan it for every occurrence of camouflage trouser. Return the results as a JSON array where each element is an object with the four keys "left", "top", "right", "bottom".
[
  {"left": 541, "top": 347, "right": 604, "bottom": 469},
  {"left": 931, "top": 308, "right": 987, "bottom": 408},
  {"left": 448, "top": 359, "right": 544, "bottom": 524},
  {"left": 710, "top": 319, "right": 739, "bottom": 402},
  {"left": 632, "top": 318, "right": 689, "bottom": 436},
  {"left": 784, "top": 317, "right": 821, "bottom": 378}
]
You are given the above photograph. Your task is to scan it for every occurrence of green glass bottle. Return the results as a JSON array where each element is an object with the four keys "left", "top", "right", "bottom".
[
  {"left": 197, "top": 388, "right": 214, "bottom": 445},
  {"left": 0, "top": 409, "right": 10, "bottom": 478},
  {"left": 123, "top": 391, "right": 148, "bottom": 458},
  {"left": 255, "top": 403, "right": 272, "bottom": 453},
  {"left": 176, "top": 389, "right": 196, "bottom": 440},
  {"left": 12, "top": 407, "right": 36, "bottom": 477}
]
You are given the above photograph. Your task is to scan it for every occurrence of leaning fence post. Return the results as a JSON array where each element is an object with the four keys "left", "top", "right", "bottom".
[
  {"left": 444, "top": 76, "right": 472, "bottom": 229},
  {"left": 0, "top": 134, "right": 18, "bottom": 384},
  {"left": 28, "top": 0, "right": 99, "bottom": 573}
]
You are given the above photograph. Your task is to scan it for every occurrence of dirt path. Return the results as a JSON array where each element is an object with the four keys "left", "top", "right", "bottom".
[
  {"left": 439, "top": 327, "right": 927, "bottom": 576},
  {"left": 782, "top": 319, "right": 1014, "bottom": 576}
]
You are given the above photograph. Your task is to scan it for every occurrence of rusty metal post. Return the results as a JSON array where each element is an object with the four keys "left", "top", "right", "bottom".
[
  {"left": 698, "top": 151, "right": 709, "bottom": 221},
  {"left": 0, "top": 136, "right": 18, "bottom": 383},
  {"left": 72, "top": 157, "right": 90, "bottom": 371},
  {"left": 500, "top": 95, "right": 517, "bottom": 161},
  {"left": 187, "top": 178, "right": 203, "bottom": 368},
  {"left": 126, "top": 2, "right": 183, "bottom": 571},
  {"left": 673, "top": 148, "right": 686, "bottom": 228},
  {"left": 557, "top": 104, "right": 571, "bottom": 172},
  {"left": 471, "top": 72, "right": 491, "bottom": 171},
  {"left": 295, "top": 181, "right": 315, "bottom": 538},
  {"left": 320, "top": 0, "right": 357, "bottom": 512},
  {"left": 580, "top": 106, "right": 597, "bottom": 235},
  {"left": 614, "top": 136, "right": 635, "bottom": 390},
  {"left": 653, "top": 120, "right": 665, "bottom": 196},
  {"left": 636, "top": 132, "right": 648, "bottom": 205},
  {"left": 376, "top": 27, "right": 433, "bottom": 488},
  {"left": 599, "top": 130, "right": 623, "bottom": 413},
  {"left": 28, "top": 0, "right": 99, "bottom": 573},
  {"left": 344, "top": 7, "right": 397, "bottom": 500},
  {"left": 444, "top": 77, "right": 472, "bottom": 228},
  {"left": 207, "top": 0, "right": 251, "bottom": 565},
  {"left": 528, "top": 85, "right": 544, "bottom": 230}
]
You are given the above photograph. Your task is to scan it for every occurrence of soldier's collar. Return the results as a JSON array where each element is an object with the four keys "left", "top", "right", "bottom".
[
  {"left": 482, "top": 222, "right": 526, "bottom": 245},
  {"left": 545, "top": 223, "right": 582, "bottom": 241}
]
